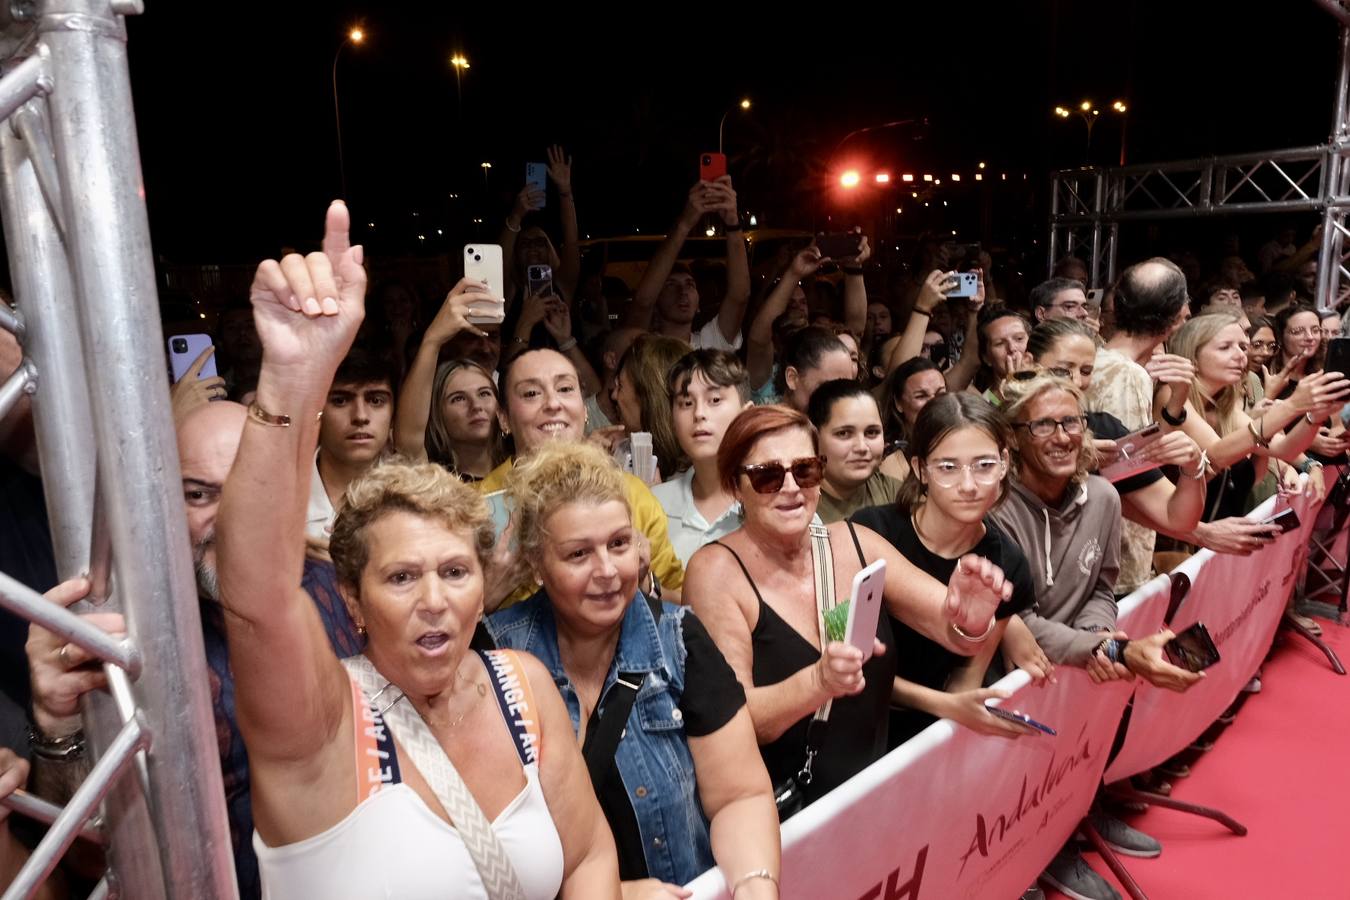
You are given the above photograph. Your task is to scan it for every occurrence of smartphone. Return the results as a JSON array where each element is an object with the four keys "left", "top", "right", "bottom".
[
  {"left": 815, "top": 232, "right": 864, "bottom": 261},
  {"left": 484, "top": 489, "right": 512, "bottom": 539},
  {"left": 1164, "top": 621, "right": 1222, "bottom": 672},
  {"left": 1261, "top": 506, "right": 1301, "bottom": 535},
  {"left": 525, "top": 162, "right": 548, "bottom": 207},
  {"left": 699, "top": 152, "right": 727, "bottom": 182},
  {"left": 1326, "top": 336, "right": 1350, "bottom": 377},
  {"left": 167, "top": 333, "right": 217, "bottom": 383},
  {"left": 1087, "top": 288, "right": 1105, "bottom": 307},
  {"left": 984, "top": 705, "right": 1057, "bottom": 737},
  {"left": 842, "top": 559, "right": 887, "bottom": 661},
  {"left": 1099, "top": 422, "right": 1165, "bottom": 483},
  {"left": 946, "top": 271, "right": 980, "bottom": 299},
  {"left": 463, "top": 245, "right": 506, "bottom": 324},
  {"left": 527, "top": 264, "right": 554, "bottom": 297}
]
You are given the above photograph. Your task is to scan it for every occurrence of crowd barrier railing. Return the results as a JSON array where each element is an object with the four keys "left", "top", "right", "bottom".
[{"left": 686, "top": 470, "right": 1338, "bottom": 900}]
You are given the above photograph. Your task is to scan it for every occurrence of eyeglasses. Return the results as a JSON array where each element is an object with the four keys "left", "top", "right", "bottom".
[
  {"left": 924, "top": 458, "right": 1005, "bottom": 488},
  {"left": 1249, "top": 340, "right": 1277, "bottom": 351},
  {"left": 1286, "top": 327, "right": 1318, "bottom": 338},
  {"left": 739, "top": 456, "right": 826, "bottom": 493},
  {"left": 1013, "top": 416, "right": 1087, "bottom": 438}
]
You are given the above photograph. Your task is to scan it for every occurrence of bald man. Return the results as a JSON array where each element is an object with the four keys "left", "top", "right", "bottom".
[{"left": 29, "top": 401, "right": 361, "bottom": 900}]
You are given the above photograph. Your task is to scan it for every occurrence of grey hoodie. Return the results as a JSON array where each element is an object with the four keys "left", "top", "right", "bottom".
[{"left": 990, "top": 475, "right": 1122, "bottom": 665}]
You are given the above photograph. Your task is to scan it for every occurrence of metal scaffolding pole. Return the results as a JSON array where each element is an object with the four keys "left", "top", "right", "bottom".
[{"left": 0, "top": 1, "right": 238, "bottom": 897}]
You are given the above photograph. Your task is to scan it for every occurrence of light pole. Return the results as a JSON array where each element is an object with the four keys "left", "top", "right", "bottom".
[
  {"left": 1054, "top": 99, "right": 1126, "bottom": 162},
  {"left": 718, "top": 97, "right": 751, "bottom": 155},
  {"left": 332, "top": 27, "right": 365, "bottom": 199},
  {"left": 450, "top": 54, "right": 470, "bottom": 121},
  {"left": 481, "top": 160, "right": 492, "bottom": 192}
]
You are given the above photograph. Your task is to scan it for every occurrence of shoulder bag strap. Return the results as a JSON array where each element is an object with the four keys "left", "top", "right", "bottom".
[
  {"left": 342, "top": 655, "right": 527, "bottom": 900},
  {"left": 798, "top": 524, "right": 841, "bottom": 786}
]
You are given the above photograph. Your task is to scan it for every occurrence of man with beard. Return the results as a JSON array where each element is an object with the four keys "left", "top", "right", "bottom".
[
  {"left": 28, "top": 400, "right": 360, "bottom": 899},
  {"left": 623, "top": 177, "right": 751, "bottom": 350}
]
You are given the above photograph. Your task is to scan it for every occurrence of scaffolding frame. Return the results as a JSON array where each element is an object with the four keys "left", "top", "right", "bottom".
[
  {"left": 0, "top": 2, "right": 235, "bottom": 898},
  {"left": 1049, "top": 18, "right": 1350, "bottom": 314}
]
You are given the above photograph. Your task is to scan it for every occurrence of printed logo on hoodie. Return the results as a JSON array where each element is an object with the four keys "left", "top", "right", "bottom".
[{"left": 1078, "top": 538, "right": 1102, "bottom": 576}]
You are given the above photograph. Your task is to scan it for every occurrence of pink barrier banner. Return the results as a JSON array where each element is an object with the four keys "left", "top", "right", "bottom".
[
  {"left": 686, "top": 592, "right": 1164, "bottom": 900},
  {"left": 1102, "top": 484, "right": 1327, "bottom": 784}
]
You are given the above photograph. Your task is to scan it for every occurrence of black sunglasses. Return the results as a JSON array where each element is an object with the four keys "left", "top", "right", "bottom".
[{"left": 739, "top": 456, "right": 826, "bottom": 493}]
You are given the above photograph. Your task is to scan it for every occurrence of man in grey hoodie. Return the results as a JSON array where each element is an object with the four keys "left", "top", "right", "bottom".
[{"left": 992, "top": 375, "right": 1201, "bottom": 900}]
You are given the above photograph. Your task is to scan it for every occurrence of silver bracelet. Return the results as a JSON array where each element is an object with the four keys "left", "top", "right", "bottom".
[
  {"left": 1188, "top": 449, "right": 1209, "bottom": 480},
  {"left": 951, "top": 616, "right": 997, "bottom": 642},
  {"left": 556, "top": 336, "right": 578, "bottom": 353},
  {"left": 731, "top": 868, "right": 779, "bottom": 896}
]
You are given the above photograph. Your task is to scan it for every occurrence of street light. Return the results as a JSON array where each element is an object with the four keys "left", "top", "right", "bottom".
[
  {"left": 718, "top": 97, "right": 752, "bottom": 155},
  {"left": 481, "top": 160, "right": 492, "bottom": 191},
  {"left": 332, "top": 26, "right": 366, "bottom": 199},
  {"left": 1053, "top": 98, "right": 1127, "bottom": 160},
  {"left": 840, "top": 170, "right": 861, "bottom": 188},
  {"left": 450, "top": 54, "right": 470, "bottom": 116}
]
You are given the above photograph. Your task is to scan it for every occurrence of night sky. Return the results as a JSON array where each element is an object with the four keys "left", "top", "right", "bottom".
[{"left": 123, "top": 1, "right": 1339, "bottom": 265}]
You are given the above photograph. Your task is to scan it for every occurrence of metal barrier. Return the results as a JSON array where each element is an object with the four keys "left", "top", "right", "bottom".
[{"left": 0, "top": 2, "right": 234, "bottom": 898}]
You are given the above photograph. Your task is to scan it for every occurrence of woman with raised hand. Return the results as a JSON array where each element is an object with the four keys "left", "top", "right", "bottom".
[
  {"left": 218, "top": 201, "right": 620, "bottom": 899},
  {"left": 684, "top": 405, "right": 1015, "bottom": 812},
  {"left": 486, "top": 441, "right": 779, "bottom": 900},
  {"left": 850, "top": 392, "right": 1040, "bottom": 745}
]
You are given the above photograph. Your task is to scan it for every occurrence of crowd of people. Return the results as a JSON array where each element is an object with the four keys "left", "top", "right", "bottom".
[{"left": 1, "top": 152, "right": 1348, "bottom": 900}]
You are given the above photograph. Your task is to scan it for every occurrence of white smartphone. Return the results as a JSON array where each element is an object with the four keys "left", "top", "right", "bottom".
[
  {"left": 843, "top": 559, "right": 887, "bottom": 660},
  {"left": 464, "top": 244, "right": 506, "bottom": 324},
  {"left": 167, "top": 333, "right": 217, "bottom": 383}
]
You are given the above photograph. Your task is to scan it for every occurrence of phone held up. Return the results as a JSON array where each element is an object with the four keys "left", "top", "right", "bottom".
[
  {"left": 527, "top": 264, "right": 554, "bottom": 298},
  {"left": 525, "top": 162, "right": 548, "bottom": 207},
  {"left": 699, "top": 152, "right": 727, "bottom": 182},
  {"left": 946, "top": 271, "right": 980, "bottom": 299},
  {"left": 167, "top": 333, "right": 217, "bottom": 383},
  {"left": 463, "top": 245, "right": 507, "bottom": 326},
  {"left": 1325, "top": 336, "right": 1350, "bottom": 378},
  {"left": 815, "top": 231, "right": 863, "bottom": 262}
]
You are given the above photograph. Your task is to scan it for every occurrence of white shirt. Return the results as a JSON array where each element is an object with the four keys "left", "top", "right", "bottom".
[
  {"left": 306, "top": 451, "right": 336, "bottom": 543},
  {"left": 689, "top": 318, "right": 742, "bottom": 352},
  {"left": 651, "top": 468, "right": 743, "bottom": 568}
]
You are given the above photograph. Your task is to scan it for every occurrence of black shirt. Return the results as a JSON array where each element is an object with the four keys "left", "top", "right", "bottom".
[
  {"left": 1086, "top": 411, "right": 1166, "bottom": 497},
  {"left": 850, "top": 504, "right": 1037, "bottom": 746},
  {"left": 583, "top": 606, "right": 745, "bottom": 881}
]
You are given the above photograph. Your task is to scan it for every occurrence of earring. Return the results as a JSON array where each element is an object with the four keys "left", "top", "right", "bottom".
[{"left": 356, "top": 623, "right": 367, "bottom": 639}]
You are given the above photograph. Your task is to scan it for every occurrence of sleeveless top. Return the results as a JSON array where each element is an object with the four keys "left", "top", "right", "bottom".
[
  {"left": 254, "top": 649, "right": 565, "bottom": 900},
  {"left": 712, "top": 522, "right": 897, "bottom": 804}
]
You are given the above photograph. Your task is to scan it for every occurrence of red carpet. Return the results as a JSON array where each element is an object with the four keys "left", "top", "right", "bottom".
[{"left": 1048, "top": 621, "right": 1350, "bottom": 900}]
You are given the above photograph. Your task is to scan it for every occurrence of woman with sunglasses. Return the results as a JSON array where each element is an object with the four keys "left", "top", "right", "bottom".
[
  {"left": 685, "top": 405, "right": 1016, "bottom": 811},
  {"left": 850, "top": 393, "right": 1040, "bottom": 746},
  {"left": 806, "top": 379, "right": 900, "bottom": 524}
]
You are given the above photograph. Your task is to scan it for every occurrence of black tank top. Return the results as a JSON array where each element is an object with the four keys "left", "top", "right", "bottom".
[{"left": 713, "top": 523, "right": 897, "bottom": 804}]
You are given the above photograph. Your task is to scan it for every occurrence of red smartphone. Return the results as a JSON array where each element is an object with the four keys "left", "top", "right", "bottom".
[{"left": 699, "top": 152, "right": 727, "bottom": 182}]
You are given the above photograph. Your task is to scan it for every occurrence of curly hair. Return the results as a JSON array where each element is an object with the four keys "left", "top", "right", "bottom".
[
  {"left": 505, "top": 439, "right": 631, "bottom": 566},
  {"left": 1001, "top": 375, "right": 1099, "bottom": 479},
  {"left": 329, "top": 459, "right": 494, "bottom": 593}
]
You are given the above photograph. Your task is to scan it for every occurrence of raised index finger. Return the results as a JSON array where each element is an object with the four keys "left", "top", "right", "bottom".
[
  {"left": 186, "top": 344, "right": 215, "bottom": 378},
  {"left": 322, "top": 200, "right": 351, "bottom": 272}
]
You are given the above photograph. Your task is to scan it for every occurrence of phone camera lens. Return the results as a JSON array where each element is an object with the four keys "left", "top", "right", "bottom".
[
  {"left": 171, "top": 338, "right": 188, "bottom": 353},
  {"left": 466, "top": 247, "right": 475, "bottom": 255},
  {"left": 474, "top": 255, "right": 481, "bottom": 262}
]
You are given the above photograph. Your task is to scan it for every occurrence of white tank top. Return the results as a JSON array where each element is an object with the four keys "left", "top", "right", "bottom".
[
  {"left": 254, "top": 771, "right": 562, "bottom": 900},
  {"left": 253, "top": 650, "right": 565, "bottom": 899}
]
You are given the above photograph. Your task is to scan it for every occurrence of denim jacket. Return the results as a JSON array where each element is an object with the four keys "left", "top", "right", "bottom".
[{"left": 485, "top": 588, "right": 713, "bottom": 885}]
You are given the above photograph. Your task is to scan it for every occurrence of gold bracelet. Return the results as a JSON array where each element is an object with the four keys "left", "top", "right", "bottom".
[
  {"left": 247, "top": 402, "right": 322, "bottom": 428},
  {"left": 731, "top": 869, "right": 779, "bottom": 896}
]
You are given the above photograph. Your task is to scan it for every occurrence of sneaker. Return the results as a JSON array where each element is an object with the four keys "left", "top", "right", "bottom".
[
  {"left": 1087, "top": 811, "right": 1163, "bottom": 858},
  {"left": 1020, "top": 887, "right": 1046, "bottom": 900},
  {"left": 1040, "top": 849, "right": 1121, "bottom": 900}
]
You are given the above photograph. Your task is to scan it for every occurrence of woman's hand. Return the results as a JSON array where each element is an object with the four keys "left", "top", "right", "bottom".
[
  {"left": 940, "top": 688, "right": 1033, "bottom": 738},
  {"left": 1309, "top": 426, "right": 1350, "bottom": 459},
  {"left": 26, "top": 577, "right": 125, "bottom": 737},
  {"left": 813, "top": 640, "right": 882, "bottom": 699},
  {"left": 510, "top": 184, "right": 545, "bottom": 227},
  {"left": 425, "top": 277, "right": 499, "bottom": 345},
  {"left": 546, "top": 144, "right": 573, "bottom": 195},
  {"left": 248, "top": 201, "right": 366, "bottom": 380},
  {"left": 1288, "top": 369, "right": 1350, "bottom": 417},
  {"left": 621, "top": 879, "right": 692, "bottom": 900},
  {"left": 1146, "top": 353, "right": 1196, "bottom": 410},
  {"left": 170, "top": 345, "right": 227, "bottom": 423},
  {"left": 1191, "top": 517, "right": 1280, "bottom": 555},
  {"left": 916, "top": 270, "right": 956, "bottom": 314},
  {"left": 539, "top": 294, "right": 574, "bottom": 344},
  {"left": 944, "top": 554, "right": 1012, "bottom": 638},
  {"left": 515, "top": 289, "right": 552, "bottom": 341},
  {"left": 1137, "top": 430, "right": 1203, "bottom": 473},
  {"left": 1000, "top": 621, "right": 1055, "bottom": 685}
]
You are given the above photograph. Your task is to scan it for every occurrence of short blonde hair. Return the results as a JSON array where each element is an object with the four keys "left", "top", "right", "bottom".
[
  {"left": 506, "top": 440, "right": 630, "bottom": 565},
  {"left": 1002, "top": 375, "right": 1099, "bottom": 478},
  {"left": 329, "top": 459, "right": 494, "bottom": 592}
]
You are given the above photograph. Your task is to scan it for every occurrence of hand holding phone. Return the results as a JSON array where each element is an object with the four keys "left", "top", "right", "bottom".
[
  {"left": 815, "top": 232, "right": 864, "bottom": 262},
  {"left": 463, "top": 245, "right": 506, "bottom": 324},
  {"left": 946, "top": 271, "right": 980, "bottom": 299},
  {"left": 1163, "top": 621, "right": 1222, "bottom": 672},
  {"left": 168, "top": 334, "right": 218, "bottom": 383},
  {"left": 1261, "top": 506, "right": 1301, "bottom": 535},
  {"left": 699, "top": 152, "right": 727, "bottom": 182},
  {"left": 842, "top": 560, "right": 886, "bottom": 661},
  {"left": 984, "top": 704, "right": 1057, "bottom": 736},
  {"left": 525, "top": 162, "right": 548, "bottom": 208}
]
